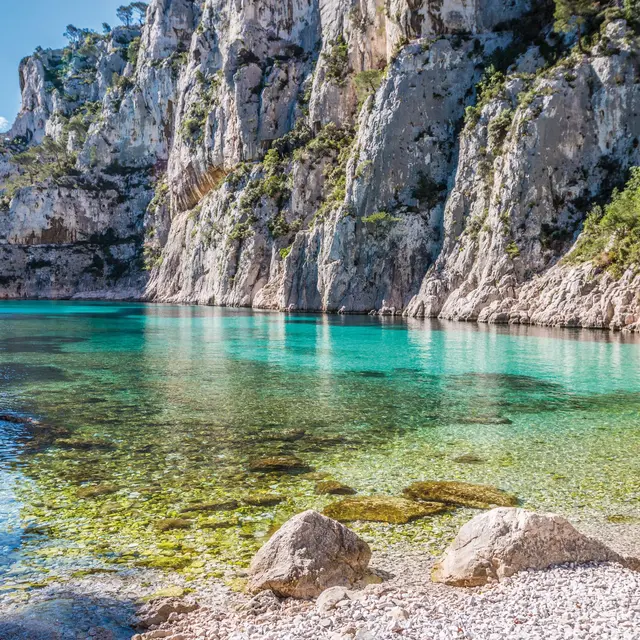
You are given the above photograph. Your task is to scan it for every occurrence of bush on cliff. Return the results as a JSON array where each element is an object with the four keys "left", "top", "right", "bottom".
[{"left": 566, "top": 166, "right": 640, "bottom": 277}]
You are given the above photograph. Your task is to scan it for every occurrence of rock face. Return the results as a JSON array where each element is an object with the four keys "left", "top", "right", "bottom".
[
  {"left": 1, "top": 1, "right": 640, "bottom": 331},
  {"left": 247, "top": 510, "right": 371, "bottom": 599},
  {"left": 433, "top": 508, "right": 623, "bottom": 586}
]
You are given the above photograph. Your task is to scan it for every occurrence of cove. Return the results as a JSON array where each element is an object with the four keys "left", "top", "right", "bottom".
[{"left": 0, "top": 300, "right": 639, "bottom": 593}]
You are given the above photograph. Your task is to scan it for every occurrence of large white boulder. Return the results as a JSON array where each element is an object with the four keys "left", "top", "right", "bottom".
[
  {"left": 247, "top": 510, "right": 371, "bottom": 599},
  {"left": 433, "top": 508, "right": 623, "bottom": 586}
]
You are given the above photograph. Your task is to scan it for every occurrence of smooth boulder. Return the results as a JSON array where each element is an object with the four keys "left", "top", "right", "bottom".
[
  {"left": 433, "top": 508, "right": 623, "bottom": 586},
  {"left": 247, "top": 510, "right": 371, "bottom": 598}
]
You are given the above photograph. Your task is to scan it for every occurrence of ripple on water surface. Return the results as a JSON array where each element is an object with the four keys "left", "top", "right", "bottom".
[{"left": 0, "top": 301, "right": 639, "bottom": 591}]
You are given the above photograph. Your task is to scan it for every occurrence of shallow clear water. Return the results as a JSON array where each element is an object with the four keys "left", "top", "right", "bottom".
[{"left": 0, "top": 301, "right": 639, "bottom": 590}]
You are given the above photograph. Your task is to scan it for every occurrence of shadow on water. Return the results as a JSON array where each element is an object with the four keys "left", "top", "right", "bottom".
[
  {"left": 0, "top": 363, "right": 70, "bottom": 385},
  {"left": 0, "top": 587, "right": 137, "bottom": 640},
  {"left": 0, "top": 337, "right": 87, "bottom": 354}
]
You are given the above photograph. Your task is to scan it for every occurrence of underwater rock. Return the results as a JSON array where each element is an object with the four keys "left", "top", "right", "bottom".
[
  {"left": 323, "top": 496, "right": 448, "bottom": 524},
  {"left": 433, "top": 508, "right": 624, "bottom": 587},
  {"left": 248, "top": 510, "right": 371, "bottom": 599},
  {"left": 403, "top": 481, "right": 518, "bottom": 509},
  {"left": 77, "top": 483, "right": 119, "bottom": 499},
  {"left": 248, "top": 455, "right": 313, "bottom": 474},
  {"left": 243, "top": 493, "right": 285, "bottom": 507},
  {"left": 315, "top": 480, "right": 357, "bottom": 496},
  {"left": 606, "top": 514, "right": 640, "bottom": 524},
  {"left": 458, "top": 416, "right": 513, "bottom": 425},
  {"left": 263, "top": 429, "right": 307, "bottom": 442},
  {"left": 136, "top": 555, "right": 192, "bottom": 570},
  {"left": 200, "top": 518, "right": 240, "bottom": 529},
  {"left": 155, "top": 518, "right": 192, "bottom": 532},
  {"left": 179, "top": 500, "right": 239, "bottom": 515},
  {"left": 0, "top": 413, "right": 39, "bottom": 424},
  {"left": 57, "top": 437, "right": 114, "bottom": 450},
  {"left": 452, "top": 453, "right": 485, "bottom": 464}
]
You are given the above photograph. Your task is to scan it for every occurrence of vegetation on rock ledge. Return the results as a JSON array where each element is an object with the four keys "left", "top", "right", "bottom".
[{"left": 565, "top": 166, "right": 640, "bottom": 277}]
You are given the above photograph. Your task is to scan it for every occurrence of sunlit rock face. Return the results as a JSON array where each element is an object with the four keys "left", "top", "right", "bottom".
[{"left": 1, "top": 0, "right": 640, "bottom": 330}]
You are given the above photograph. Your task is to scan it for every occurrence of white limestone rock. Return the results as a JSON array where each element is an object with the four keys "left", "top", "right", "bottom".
[{"left": 247, "top": 510, "right": 371, "bottom": 599}]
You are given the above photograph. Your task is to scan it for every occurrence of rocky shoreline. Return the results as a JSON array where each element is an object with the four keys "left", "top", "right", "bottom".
[
  {"left": 3, "top": 507, "right": 637, "bottom": 640},
  {"left": 131, "top": 508, "right": 640, "bottom": 640}
]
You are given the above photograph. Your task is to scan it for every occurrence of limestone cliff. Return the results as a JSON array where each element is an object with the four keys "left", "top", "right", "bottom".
[{"left": 1, "top": 0, "right": 639, "bottom": 331}]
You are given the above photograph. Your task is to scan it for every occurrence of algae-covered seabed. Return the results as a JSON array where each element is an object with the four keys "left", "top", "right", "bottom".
[{"left": 0, "top": 301, "right": 639, "bottom": 594}]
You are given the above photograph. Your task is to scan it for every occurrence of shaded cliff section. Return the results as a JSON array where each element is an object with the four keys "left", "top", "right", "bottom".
[{"left": 1, "top": 0, "right": 640, "bottom": 330}]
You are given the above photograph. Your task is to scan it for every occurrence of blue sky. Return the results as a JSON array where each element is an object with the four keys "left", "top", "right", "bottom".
[{"left": 0, "top": 0, "right": 124, "bottom": 132}]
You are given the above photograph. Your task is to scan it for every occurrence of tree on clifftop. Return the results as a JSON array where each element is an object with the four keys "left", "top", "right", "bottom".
[
  {"left": 117, "top": 3, "right": 149, "bottom": 27},
  {"left": 554, "top": 0, "right": 604, "bottom": 50}
]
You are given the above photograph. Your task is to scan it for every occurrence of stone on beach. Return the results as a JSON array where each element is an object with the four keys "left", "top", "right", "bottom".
[
  {"left": 247, "top": 510, "right": 371, "bottom": 598},
  {"left": 323, "top": 496, "right": 448, "bottom": 524},
  {"left": 433, "top": 507, "right": 624, "bottom": 586},
  {"left": 403, "top": 480, "right": 518, "bottom": 509},
  {"left": 136, "top": 598, "right": 199, "bottom": 629}
]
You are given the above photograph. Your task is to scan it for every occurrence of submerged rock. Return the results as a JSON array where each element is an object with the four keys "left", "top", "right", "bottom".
[
  {"left": 57, "top": 437, "right": 113, "bottom": 450},
  {"left": 243, "top": 493, "right": 285, "bottom": 507},
  {"left": 0, "top": 413, "right": 39, "bottom": 425},
  {"left": 452, "top": 453, "right": 485, "bottom": 464},
  {"left": 403, "top": 481, "right": 518, "bottom": 509},
  {"left": 155, "top": 518, "right": 192, "bottom": 532},
  {"left": 179, "top": 500, "right": 239, "bottom": 515},
  {"left": 458, "top": 416, "right": 513, "bottom": 425},
  {"left": 323, "top": 496, "right": 448, "bottom": 524},
  {"left": 433, "top": 508, "right": 624, "bottom": 587},
  {"left": 263, "top": 429, "right": 307, "bottom": 442},
  {"left": 315, "top": 480, "right": 357, "bottom": 496},
  {"left": 248, "top": 455, "right": 313, "bottom": 474},
  {"left": 77, "top": 483, "right": 119, "bottom": 499},
  {"left": 248, "top": 510, "right": 371, "bottom": 598},
  {"left": 200, "top": 518, "right": 240, "bottom": 529}
]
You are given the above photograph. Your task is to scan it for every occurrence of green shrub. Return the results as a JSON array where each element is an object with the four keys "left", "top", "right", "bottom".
[
  {"left": 505, "top": 241, "right": 520, "bottom": 258},
  {"left": 268, "top": 213, "right": 290, "bottom": 238},
  {"left": 488, "top": 109, "right": 514, "bottom": 152},
  {"left": 323, "top": 36, "right": 349, "bottom": 85},
  {"left": 565, "top": 166, "right": 640, "bottom": 277},
  {"left": 1, "top": 136, "right": 77, "bottom": 203},
  {"left": 354, "top": 69, "right": 385, "bottom": 106},
  {"left": 362, "top": 211, "right": 401, "bottom": 224},
  {"left": 279, "top": 246, "right": 292, "bottom": 260},
  {"left": 127, "top": 37, "right": 141, "bottom": 67},
  {"left": 229, "top": 220, "right": 255, "bottom": 241},
  {"left": 465, "top": 66, "right": 506, "bottom": 128}
]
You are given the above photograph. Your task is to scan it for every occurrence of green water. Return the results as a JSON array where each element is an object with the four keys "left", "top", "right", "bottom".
[{"left": 0, "top": 301, "right": 639, "bottom": 590}]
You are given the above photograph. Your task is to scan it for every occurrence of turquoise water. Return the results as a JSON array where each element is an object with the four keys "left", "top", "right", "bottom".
[{"left": 0, "top": 301, "right": 639, "bottom": 591}]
